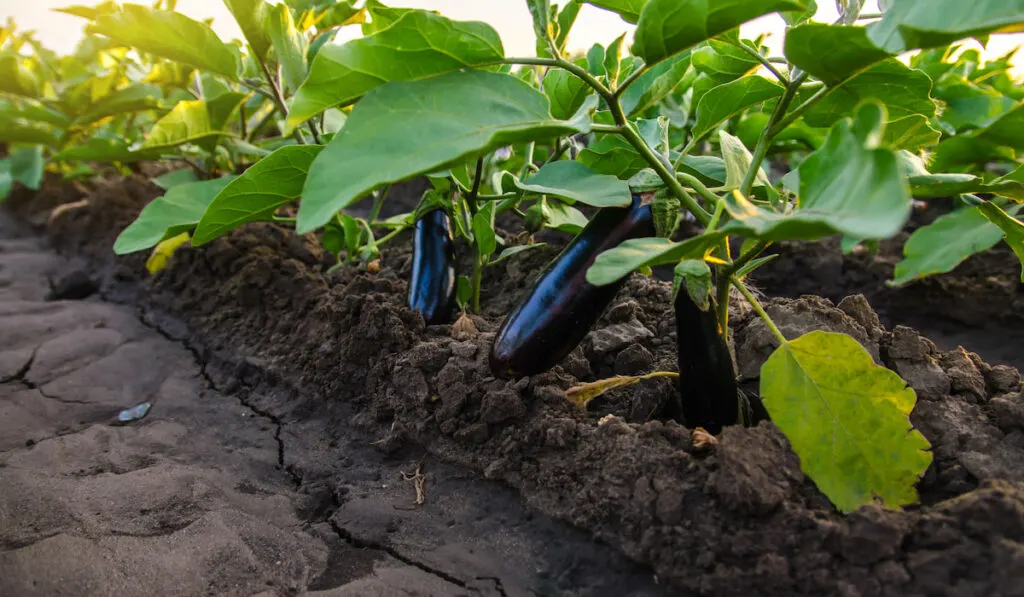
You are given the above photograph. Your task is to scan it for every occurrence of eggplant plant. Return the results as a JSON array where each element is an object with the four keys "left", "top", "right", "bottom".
[{"left": 5, "top": 0, "right": 1024, "bottom": 515}]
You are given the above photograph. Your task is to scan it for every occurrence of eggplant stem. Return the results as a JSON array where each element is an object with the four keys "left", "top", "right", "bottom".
[{"left": 732, "top": 277, "right": 787, "bottom": 345}]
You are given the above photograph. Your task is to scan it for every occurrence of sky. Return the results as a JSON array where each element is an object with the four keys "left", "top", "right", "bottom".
[{"left": 2, "top": 0, "right": 1023, "bottom": 75}]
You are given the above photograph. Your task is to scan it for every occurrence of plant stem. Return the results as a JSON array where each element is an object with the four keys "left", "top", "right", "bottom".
[
  {"left": 272, "top": 216, "right": 297, "bottom": 223},
  {"left": 725, "top": 240, "right": 772, "bottom": 277},
  {"left": 676, "top": 172, "right": 723, "bottom": 208},
  {"left": 613, "top": 64, "right": 650, "bottom": 98},
  {"left": 238, "top": 103, "right": 248, "bottom": 139},
  {"left": 591, "top": 123, "right": 624, "bottom": 134},
  {"left": 520, "top": 141, "right": 537, "bottom": 178},
  {"left": 620, "top": 123, "right": 712, "bottom": 226},
  {"left": 728, "top": 40, "right": 789, "bottom": 84},
  {"left": 468, "top": 157, "right": 485, "bottom": 313},
  {"left": 740, "top": 72, "right": 807, "bottom": 197},
  {"left": 732, "top": 276, "right": 787, "bottom": 345},
  {"left": 769, "top": 84, "right": 829, "bottom": 137},
  {"left": 375, "top": 225, "right": 408, "bottom": 246},
  {"left": 369, "top": 184, "right": 391, "bottom": 224},
  {"left": 257, "top": 58, "right": 306, "bottom": 146}
]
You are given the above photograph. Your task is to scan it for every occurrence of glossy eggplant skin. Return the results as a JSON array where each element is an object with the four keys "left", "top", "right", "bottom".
[
  {"left": 408, "top": 209, "right": 456, "bottom": 325},
  {"left": 489, "top": 194, "right": 655, "bottom": 377},
  {"left": 672, "top": 287, "right": 740, "bottom": 434}
]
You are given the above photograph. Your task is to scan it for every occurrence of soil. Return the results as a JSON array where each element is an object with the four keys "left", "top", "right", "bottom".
[{"left": 3, "top": 174, "right": 1024, "bottom": 597}]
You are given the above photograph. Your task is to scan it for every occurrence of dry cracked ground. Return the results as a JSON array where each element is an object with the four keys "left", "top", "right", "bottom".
[{"left": 0, "top": 211, "right": 664, "bottom": 597}]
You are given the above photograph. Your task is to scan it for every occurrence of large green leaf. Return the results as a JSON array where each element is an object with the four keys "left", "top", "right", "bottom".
[
  {"left": 934, "top": 78, "right": 1018, "bottom": 132},
  {"left": 543, "top": 67, "right": 592, "bottom": 121},
  {"left": 978, "top": 202, "right": 1024, "bottom": 282},
  {"left": 761, "top": 331, "right": 932, "bottom": 513},
  {"left": 286, "top": 10, "right": 503, "bottom": 132},
  {"left": 691, "top": 40, "right": 760, "bottom": 80},
  {"left": 193, "top": 145, "right": 323, "bottom": 245},
  {"left": 8, "top": 147, "right": 44, "bottom": 191},
  {"left": 513, "top": 161, "right": 632, "bottom": 208},
  {"left": 141, "top": 94, "right": 247, "bottom": 151},
  {"left": 266, "top": 3, "right": 309, "bottom": 93},
  {"left": 52, "top": 136, "right": 166, "bottom": 163},
  {"left": 975, "top": 103, "right": 1024, "bottom": 151},
  {"left": 784, "top": 24, "right": 893, "bottom": 86},
  {"left": 0, "top": 53, "right": 42, "bottom": 98},
  {"left": 631, "top": 0, "right": 809, "bottom": 65},
  {"left": 577, "top": 135, "right": 648, "bottom": 179},
  {"left": 890, "top": 206, "right": 1012, "bottom": 286},
  {"left": 87, "top": 4, "right": 241, "bottom": 80},
  {"left": 725, "top": 103, "right": 910, "bottom": 241},
  {"left": 297, "top": 70, "right": 593, "bottom": 233},
  {"left": 583, "top": 0, "right": 647, "bottom": 24},
  {"left": 0, "top": 113, "right": 58, "bottom": 145},
  {"left": 619, "top": 52, "right": 692, "bottom": 117},
  {"left": 114, "top": 177, "right": 237, "bottom": 255},
  {"left": 690, "top": 76, "right": 784, "bottom": 144},
  {"left": 223, "top": 0, "right": 272, "bottom": 61},
  {"left": 74, "top": 83, "right": 163, "bottom": 126},
  {"left": 867, "top": 0, "right": 1024, "bottom": 54},
  {"left": 586, "top": 233, "right": 726, "bottom": 286},
  {"left": 801, "top": 59, "right": 938, "bottom": 131}
]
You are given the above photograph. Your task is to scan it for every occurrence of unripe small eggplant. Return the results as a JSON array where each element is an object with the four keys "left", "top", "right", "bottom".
[
  {"left": 408, "top": 208, "right": 456, "bottom": 325},
  {"left": 489, "top": 194, "right": 655, "bottom": 377},
  {"left": 672, "top": 285, "right": 739, "bottom": 434}
]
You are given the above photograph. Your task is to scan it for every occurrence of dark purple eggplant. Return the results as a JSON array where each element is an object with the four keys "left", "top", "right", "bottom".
[
  {"left": 489, "top": 194, "right": 655, "bottom": 377},
  {"left": 671, "top": 283, "right": 739, "bottom": 434},
  {"left": 408, "top": 208, "right": 456, "bottom": 325}
]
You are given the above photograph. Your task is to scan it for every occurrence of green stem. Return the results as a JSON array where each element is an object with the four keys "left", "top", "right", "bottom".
[
  {"left": 375, "top": 225, "right": 408, "bottom": 247},
  {"left": 519, "top": 141, "right": 536, "bottom": 178},
  {"left": 676, "top": 172, "right": 723, "bottom": 208},
  {"left": 739, "top": 72, "right": 807, "bottom": 197},
  {"left": 591, "top": 123, "right": 624, "bottom": 134},
  {"left": 272, "top": 216, "right": 297, "bottom": 224},
  {"left": 257, "top": 58, "right": 305, "bottom": 146},
  {"left": 732, "top": 276, "right": 787, "bottom": 344},
  {"left": 247, "top": 107, "right": 276, "bottom": 142},
  {"left": 725, "top": 240, "right": 771, "bottom": 277},
  {"left": 769, "top": 84, "right": 829, "bottom": 137},
  {"left": 468, "top": 156, "right": 485, "bottom": 313},
  {"left": 620, "top": 123, "right": 712, "bottom": 226},
  {"left": 369, "top": 184, "right": 390, "bottom": 224},
  {"left": 727, "top": 40, "right": 788, "bottom": 84},
  {"left": 613, "top": 65, "right": 650, "bottom": 98},
  {"left": 238, "top": 103, "right": 248, "bottom": 139}
]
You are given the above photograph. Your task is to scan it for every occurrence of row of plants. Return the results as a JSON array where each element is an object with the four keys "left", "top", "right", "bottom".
[{"left": 2, "top": 0, "right": 1024, "bottom": 514}]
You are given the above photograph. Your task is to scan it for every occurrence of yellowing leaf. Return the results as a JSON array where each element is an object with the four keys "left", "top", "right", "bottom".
[{"left": 760, "top": 331, "right": 933, "bottom": 513}]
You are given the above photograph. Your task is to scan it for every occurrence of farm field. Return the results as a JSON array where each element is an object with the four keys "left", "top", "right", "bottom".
[{"left": 2, "top": 1, "right": 1024, "bottom": 596}]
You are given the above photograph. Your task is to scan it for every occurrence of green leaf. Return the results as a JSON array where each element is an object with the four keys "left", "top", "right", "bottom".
[
  {"left": 867, "top": 0, "right": 1024, "bottom": 54},
  {"left": 0, "top": 53, "right": 42, "bottom": 98},
  {"left": 620, "top": 52, "right": 691, "bottom": 117},
  {"left": 761, "top": 330, "right": 932, "bottom": 513},
  {"left": 975, "top": 103, "right": 1024, "bottom": 151},
  {"left": 74, "top": 83, "right": 163, "bottom": 126},
  {"left": 691, "top": 40, "right": 760, "bottom": 79},
  {"left": 784, "top": 24, "right": 893, "bottom": 87},
  {"left": 604, "top": 33, "right": 626, "bottom": 85},
  {"left": 725, "top": 102, "right": 911, "bottom": 241},
  {"left": 142, "top": 94, "right": 247, "bottom": 151},
  {"left": 673, "top": 259, "right": 712, "bottom": 310},
  {"left": 527, "top": 0, "right": 553, "bottom": 54},
  {"left": 544, "top": 200, "right": 589, "bottom": 234},
  {"left": 153, "top": 169, "right": 199, "bottom": 190},
  {"left": 0, "top": 160, "right": 12, "bottom": 203},
  {"left": 114, "top": 177, "right": 237, "bottom": 255},
  {"left": 890, "top": 206, "right": 1012, "bottom": 286},
  {"left": 52, "top": 136, "right": 166, "bottom": 163},
  {"left": 223, "top": 0, "right": 273, "bottom": 61},
  {"left": 933, "top": 78, "right": 1017, "bottom": 132},
  {"left": 266, "top": 3, "right": 308, "bottom": 93},
  {"left": 286, "top": 10, "right": 504, "bottom": 132},
  {"left": 87, "top": 4, "right": 241, "bottom": 80},
  {"left": 8, "top": 146, "right": 44, "bottom": 191},
  {"left": 0, "top": 113, "right": 58, "bottom": 145},
  {"left": 801, "top": 59, "right": 938, "bottom": 132},
  {"left": 632, "top": 0, "right": 809, "bottom": 65},
  {"left": 361, "top": 0, "right": 419, "bottom": 34},
  {"left": 543, "top": 67, "right": 592, "bottom": 121},
  {"left": 473, "top": 202, "right": 497, "bottom": 258},
  {"left": 577, "top": 135, "right": 648, "bottom": 179},
  {"left": 586, "top": 232, "right": 726, "bottom": 286},
  {"left": 691, "top": 76, "right": 784, "bottom": 144},
  {"left": 514, "top": 161, "right": 632, "bottom": 208},
  {"left": 583, "top": 0, "right": 647, "bottom": 23},
  {"left": 882, "top": 114, "right": 941, "bottom": 152},
  {"left": 978, "top": 202, "right": 1024, "bottom": 282},
  {"left": 193, "top": 145, "right": 324, "bottom": 245},
  {"left": 719, "top": 130, "right": 771, "bottom": 190},
  {"left": 297, "top": 70, "right": 592, "bottom": 233}
]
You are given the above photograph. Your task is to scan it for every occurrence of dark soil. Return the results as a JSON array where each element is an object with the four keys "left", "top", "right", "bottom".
[{"left": 5, "top": 175, "right": 1024, "bottom": 597}]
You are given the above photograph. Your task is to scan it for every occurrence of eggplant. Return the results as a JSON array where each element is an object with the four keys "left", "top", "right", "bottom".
[
  {"left": 669, "top": 283, "right": 740, "bottom": 434},
  {"left": 489, "top": 194, "right": 655, "bottom": 377},
  {"left": 408, "top": 208, "right": 456, "bottom": 325}
]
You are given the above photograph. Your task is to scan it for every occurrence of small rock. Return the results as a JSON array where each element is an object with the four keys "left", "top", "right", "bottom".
[
  {"left": 480, "top": 389, "right": 526, "bottom": 423},
  {"left": 990, "top": 393, "right": 1024, "bottom": 432},
  {"left": 613, "top": 344, "right": 654, "bottom": 376},
  {"left": 837, "top": 294, "right": 884, "bottom": 341},
  {"left": 46, "top": 269, "right": 97, "bottom": 301},
  {"left": 941, "top": 348, "right": 987, "bottom": 402},
  {"left": 885, "top": 327, "right": 950, "bottom": 400},
  {"left": 560, "top": 348, "right": 592, "bottom": 379},
  {"left": 987, "top": 365, "right": 1023, "bottom": 395},
  {"left": 583, "top": 318, "right": 654, "bottom": 358},
  {"left": 450, "top": 340, "right": 478, "bottom": 361},
  {"left": 605, "top": 299, "right": 641, "bottom": 323},
  {"left": 453, "top": 422, "right": 489, "bottom": 445}
]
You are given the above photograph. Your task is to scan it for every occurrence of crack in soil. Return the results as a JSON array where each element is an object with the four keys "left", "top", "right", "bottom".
[
  {"left": 1, "top": 345, "right": 38, "bottom": 385},
  {"left": 326, "top": 518, "right": 474, "bottom": 591}
]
